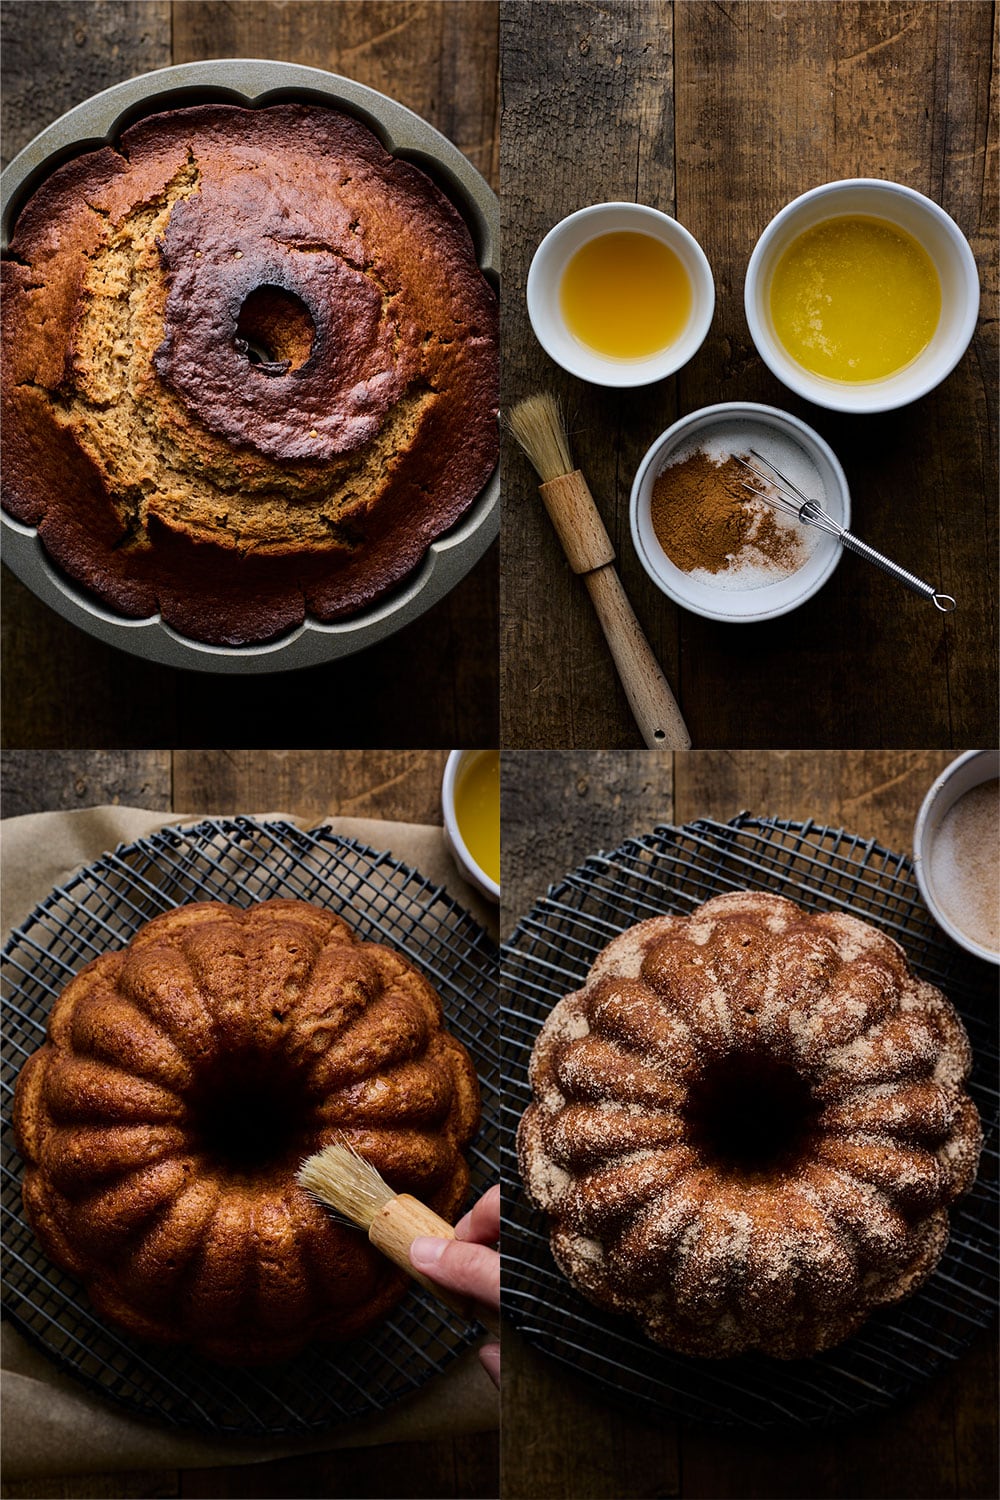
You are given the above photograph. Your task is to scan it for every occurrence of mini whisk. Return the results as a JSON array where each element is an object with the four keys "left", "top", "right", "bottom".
[{"left": 734, "top": 449, "right": 956, "bottom": 612}]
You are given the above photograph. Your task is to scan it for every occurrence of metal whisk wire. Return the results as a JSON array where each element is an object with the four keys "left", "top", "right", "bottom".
[{"left": 733, "top": 449, "right": 957, "bottom": 613}]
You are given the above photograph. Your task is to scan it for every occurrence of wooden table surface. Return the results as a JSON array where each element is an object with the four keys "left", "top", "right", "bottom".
[
  {"left": 0, "top": 1, "right": 499, "bottom": 751},
  {"left": 1, "top": 746, "right": 499, "bottom": 1500},
  {"left": 500, "top": 0, "right": 998, "bottom": 750},
  {"left": 500, "top": 748, "right": 997, "bottom": 1499}
]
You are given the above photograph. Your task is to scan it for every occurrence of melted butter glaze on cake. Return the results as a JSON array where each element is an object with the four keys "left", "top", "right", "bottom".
[
  {"left": 518, "top": 892, "right": 981, "bottom": 1359},
  {"left": 14, "top": 900, "right": 480, "bottom": 1364},
  {"left": 1, "top": 104, "right": 498, "bottom": 645}
]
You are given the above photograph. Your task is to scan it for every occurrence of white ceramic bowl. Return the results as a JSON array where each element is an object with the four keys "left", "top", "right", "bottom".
[
  {"left": 526, "top": 202, "right": 715, "bottom": 387},
  {"left": 441, "top": 750, "right": 500, "bottom": 904},
  {"left": 630, "top": 402, "right": 848, "bottom": 623},
  {"left": 744, "top": 179, "right": 980, "bottom": 414},
  {"left": 913, "top": 750, "right": 1000, "bottom": 965}
]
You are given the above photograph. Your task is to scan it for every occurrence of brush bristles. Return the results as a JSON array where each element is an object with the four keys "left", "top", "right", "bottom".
[
  {"left": 506, "top": 392, "right": 574, "bottom": 484},
  {"left": 297, "top": 1139, "right": 395, "bottom": 1230}
]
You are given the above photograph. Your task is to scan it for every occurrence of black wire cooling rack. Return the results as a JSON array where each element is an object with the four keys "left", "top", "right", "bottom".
[
  {"left": 501, "top": 814, "right": 998, "bottom": 1430},
  {"left": 2, "top": 817, "right": 498, "bottom": 1435}
]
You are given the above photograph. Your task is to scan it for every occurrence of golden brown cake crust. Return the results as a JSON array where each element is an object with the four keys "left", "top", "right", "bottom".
[
  {"left": 518, "top": 892, "right": 981, "bottom": 1360},
  {"left": 14, "top": 899, "right": 481, "bottom": 1364},
  {"left": 1, "top": 104, "right": 499, "bottom": 645}
]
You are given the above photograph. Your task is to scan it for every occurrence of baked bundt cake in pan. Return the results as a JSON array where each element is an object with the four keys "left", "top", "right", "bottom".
[
  {"left": 518, "top": 891, "right": 981, "bottom": 1359},
  {"left": 1, "top": 102, "right": 498, "bottom": 645},
  {"left": 13, "top": 899, "right": 480, "bottom": 1364}
]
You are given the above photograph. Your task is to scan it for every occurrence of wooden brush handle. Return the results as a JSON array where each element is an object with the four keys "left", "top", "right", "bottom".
[
  {"left": 539, "top": 472, "right": 615, "bottom": 574},
  {"left": 537, "top": 469, "right": 691, "bottom": 749},
  {"left": 584, "top": 567, "right": 692, "bottom": 749},
  {"left": 369, "top": 1195, "right": 501, "bottom": 1340}
]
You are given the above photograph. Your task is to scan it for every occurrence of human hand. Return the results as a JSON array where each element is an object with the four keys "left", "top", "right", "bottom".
[{"left": 410, "top": 1184, "right": 500, "bottom": 1387}]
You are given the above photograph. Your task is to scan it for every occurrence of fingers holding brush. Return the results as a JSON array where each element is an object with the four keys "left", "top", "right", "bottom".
[
  {"left": 410, "top": 1235, "right": 500, "bottom": 1310},
  {"left": 453, "top": 1183, "right": 500, "bottom": 1247},
  {"left": 411, "top": 1185, "right": 501, "bottom": 1384}
]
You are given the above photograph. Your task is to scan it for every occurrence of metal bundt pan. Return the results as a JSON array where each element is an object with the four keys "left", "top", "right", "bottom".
[{"left": 0, "top": 60, "right": 499, "bottom": 674}]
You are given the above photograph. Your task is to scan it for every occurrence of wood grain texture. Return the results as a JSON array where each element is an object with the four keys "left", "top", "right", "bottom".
[
  {"left": 500, "top": 748, "right": 674, "bottom": 927},
  {"left": 672, "top": 748, "right": 955, "bottom": 849},
  {"left": 0, "top": 749, "right": 172, "bottom": 817},
  {"left": 500, "top": 747, "right": 997, "bottom": 1500},
  {"left": 676, "top": 1332, "right": 997, "bottom": 1500},
  {"left": 500, "top": 0, "right": 998, "bottom": 748},
  {"left": 177, "top": 1432, "right": 500, "bottom": 1499},
  {"left": 171, "top": 748, "right": 448, "bottom": 824},
  {"left": 0, "top": 0, "right": 499, "bottom": 751},
  {"left": 172, "top": 0, "right": 499, "bottom": 189},
  {"left": 0, "top": 0, "right": 171, "bottom": 169},
  {"left": 1, "top": 1474, "right": 178, "bottom": 1500}
]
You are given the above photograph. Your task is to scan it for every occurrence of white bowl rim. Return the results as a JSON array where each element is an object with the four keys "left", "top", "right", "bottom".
[
  {"left": 912, "top": 749, "right": 1000, "bottom": 965},
  {"left": 441, "top": 749, "right": 500, "bottom": 902},
  {"left": 526, "top": 200, "right": 716, "bottom": 388},
  {"left": 744, "top": 177, "right": 980, "bottom": 415},
  {"left": 629, "top": 400, "right": 849, "bottom": 623}
]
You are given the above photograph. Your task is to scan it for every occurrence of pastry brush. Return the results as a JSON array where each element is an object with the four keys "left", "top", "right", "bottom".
[
  {"left": 297, "top": 1140, "right": 500, "bottom": 1339},
  {"left": 507, "top": 392, "right": 691, "bottom": 749}
]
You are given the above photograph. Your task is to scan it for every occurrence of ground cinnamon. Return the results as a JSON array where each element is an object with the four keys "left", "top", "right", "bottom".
[{"left": 650, "top": 449, "right": 803, "bottom": 575}]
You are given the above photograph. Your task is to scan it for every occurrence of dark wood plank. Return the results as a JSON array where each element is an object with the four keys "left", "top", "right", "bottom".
[
  {"left": 500, "top": 748, "right": 674, "bottom": 929},
  {"left": 500, "top": 0, "right": 997, "bottom": 748},
  {"left": 678, "top": 1339, "right": 997, "bottom": 1500},
  {"left": 502, "top": 1326, "right": 680, "bottom": 1500},
  {"left": 0, "top": 0, "right": 171, "bottom": 169},
  {"left": 500, "top": 1, "right": 678, "bottom": 750},
  {"left": 172, "top": 0, "right": 499, "bottom": 189},
  {"left": 671, "top": 0, "right": 996, "bottom": 751},
  {"left": 0, "top": 567, "right": 498, "bottom": 751},
  {"left": 672, "top": 748, "right": 955, "bottom": 849},
  {"left": 180, "top": 1431, "right": 498, "bottom": 1498},
  {"left": 0, "top": 749, "right": 172, "bottom": 817},
  {"left": 1, "top": 1473, "right": 178, "bottom": 1500},
  {"left": 1, "top": 1, "right": 499, "bottom": 752},
  {"left": 171, "top": 748, "right": 448, "bottom": 824},
  {"left": 952, "top": 1329, "right": 999, "bottom": 1500}
]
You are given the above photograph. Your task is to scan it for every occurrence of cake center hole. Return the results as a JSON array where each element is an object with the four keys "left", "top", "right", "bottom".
[
  {"left": 191, "top": 1066, "right": 306, "bottom": 1171},
  {"left": 684, "top": 1057, "right": 819, "bottom": 1174},
  {"left": 236, "top": 286, "right": 315, "bottom": 373}
]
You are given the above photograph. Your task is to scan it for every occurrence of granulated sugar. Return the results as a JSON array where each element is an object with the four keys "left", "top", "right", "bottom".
[
  {"left": 657, "top": 420, "right": 826, "bottom": 590},
  {"left": 928, "top": 779, "right": 1000, "bottom": 953}
]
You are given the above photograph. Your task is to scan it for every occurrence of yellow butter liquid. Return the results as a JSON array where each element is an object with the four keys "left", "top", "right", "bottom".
[
  {"left": 769, "top": 215, "right": 940, "bottom": 382},
  {"left": 454, "top": 750, "right": 500, "bottom": 885},
  {"left": 560, "top": 231, "right": 693, "bottom": 360}
]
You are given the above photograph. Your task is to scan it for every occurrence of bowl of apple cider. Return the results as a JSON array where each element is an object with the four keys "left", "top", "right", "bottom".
[
  {"left": 526, "top": 202, "right": 715, "bottom": 386},
  {"left": 442, "top": 749, "right": 500, "bottom": 903},
  {"left": 745, "top": 179, "right": 979, "bottom": 413}
]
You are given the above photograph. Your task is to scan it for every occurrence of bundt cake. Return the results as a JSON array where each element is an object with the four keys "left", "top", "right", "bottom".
[
  {"left": 13, "top": 899, "right": 480, "bottom": 1363},
  {"left": 1, "top": 102, "right": 498, "bottom": 645},
  {"left": 518, "top": 891, "right": 981, "bottom": 1359}
]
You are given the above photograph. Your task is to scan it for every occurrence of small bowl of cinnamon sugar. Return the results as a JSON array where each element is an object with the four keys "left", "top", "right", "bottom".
[{"left": 629, "top": 402, "right": 849, "bottom": 623}]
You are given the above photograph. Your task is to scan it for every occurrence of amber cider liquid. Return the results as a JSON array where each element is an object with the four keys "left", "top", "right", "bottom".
[{"left": 560, "top": 231, "right": 692, "bottom": 360}]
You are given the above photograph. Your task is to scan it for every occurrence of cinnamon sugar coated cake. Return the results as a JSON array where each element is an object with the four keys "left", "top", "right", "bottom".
[
  {"left": 518, "top": 892, "right": 981, "bottom": 1359},
  {"left": 13, "top": 900, "right": 480, "bottom": 1363},
  {"left": 1, "top": 103, "right": 498, "bottom": 645}
]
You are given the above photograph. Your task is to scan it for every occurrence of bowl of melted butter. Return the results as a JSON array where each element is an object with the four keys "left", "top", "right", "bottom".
[{"left": 745, "top": 179, "right": 979, "bottom": 413}]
